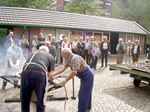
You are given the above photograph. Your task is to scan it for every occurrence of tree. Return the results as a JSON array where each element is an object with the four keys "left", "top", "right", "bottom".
[
  {"left": 112, "top": 0, "right": 128, "bottom": 19},
  {"left": 0, "top": 0, "right": 54, "bottom": 10},
  {"left": 124, "top": 0, "right": 150, "bottom": 31},
  {"left": 112, "top": 0, "right": 150, "bottom": 32},
  {"left": 64, "top": 0, "right": 104, "bottom": 16}
]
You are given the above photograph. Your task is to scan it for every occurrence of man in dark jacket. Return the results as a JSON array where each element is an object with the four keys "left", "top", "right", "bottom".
[
  {"left": 21, "top": 46, "right": 54, "bottom": 112},
  {"left": 77, "top": 37, "right": 85, "bottom": 59},
  {"left": 37, "top": 33, "right": 45, "bottom": 49},
  {"left": 132, "top": 39, "right": 141, "bottom": 62}
]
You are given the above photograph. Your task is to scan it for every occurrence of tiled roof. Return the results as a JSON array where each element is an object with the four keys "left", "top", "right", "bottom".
[{"left": 0, "top": 6, "right": 149, "bottom": 34}]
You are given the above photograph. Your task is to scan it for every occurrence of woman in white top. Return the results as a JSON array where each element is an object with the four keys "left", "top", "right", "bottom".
[
  {"left": 32, "top": 35, "right": 38, "bottom": 52},
  {"left": 61, "top": 37, "right": 71, "bottom": 49}
]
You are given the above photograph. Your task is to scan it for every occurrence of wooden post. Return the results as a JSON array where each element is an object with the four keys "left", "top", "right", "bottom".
[{"left": 71, "top": 78, "right": 76, "bottom": 99}]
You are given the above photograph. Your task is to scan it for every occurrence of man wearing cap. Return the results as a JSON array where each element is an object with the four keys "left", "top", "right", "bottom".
[
  {"left": 2, "top": 39, "right": 23, "bottom": 89},
  {"left": 21, "top": 46, "right": 54, "bottom": 112},
  {"left": 50, "top": 48, "right": 94, "bottom": 112}
]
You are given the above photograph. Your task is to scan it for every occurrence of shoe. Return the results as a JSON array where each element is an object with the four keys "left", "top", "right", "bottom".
[
  {"left": 2, "top": 86, "right": 5, "bottom": 90},
  {"left": 14, "top": 84, "right": 18, "bottom": 88},
  {"left": 105, "top": 66, "right": 107, "bottom": 68},
  {"left": 87, "top": 107, "right": 91, "bottom": 109},
  {"left": 94, "top": 68, "right": 96, "bottom": 70},
  {"left": 101, "top": 66, "right": 103, "bottom": 68}
]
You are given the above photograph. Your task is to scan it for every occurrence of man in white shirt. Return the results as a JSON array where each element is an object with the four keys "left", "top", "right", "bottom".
[{"left": 132, "top": 39, "right": 141, "bottom": 62}]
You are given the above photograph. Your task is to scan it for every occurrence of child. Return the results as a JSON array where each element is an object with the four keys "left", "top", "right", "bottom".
[{"left": 90, "top": 43, "right": 101, "bottom": 70}]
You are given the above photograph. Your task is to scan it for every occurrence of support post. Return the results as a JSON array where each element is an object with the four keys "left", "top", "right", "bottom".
[{"left": 71, "top": 78, "right": 76, "bottom": 99}]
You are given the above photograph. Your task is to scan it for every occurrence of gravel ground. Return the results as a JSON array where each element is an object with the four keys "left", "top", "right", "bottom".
[{"left": 0, "top": 56, "right": 150, "bottom": 112}]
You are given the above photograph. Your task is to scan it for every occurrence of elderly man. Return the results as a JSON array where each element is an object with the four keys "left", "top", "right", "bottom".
[
  {"left": 132, "top": 39, "right": 141, "bottom": 62},
  {"left": 77, "top": 37, "right": 85, "bottom": 59},
  {"left": 45, "top": 41, "right": 56, "bottom": 58},
  {"left": 100, "top": 36, "right": 111, "bottom": 67},
  {"left": 45, "top": 41, "right": 56, "bottom": 70},
  {"left": 116, "top": 38, "right": 125, "bottom": 64},
  {"left": 2, "top": 39, "right": 23, "bottom": 89},
  {"left": 21, "top": 46, "right": 54, "bottom": 112},
  {"left": 37, "top": 33, "right": 45, "bottom": 49},
  {"left": 51, "top": 48, "right": 94, "bottom": 112},
  {"left": 124, "top": 40, "right": 132, "bottom": 64}
]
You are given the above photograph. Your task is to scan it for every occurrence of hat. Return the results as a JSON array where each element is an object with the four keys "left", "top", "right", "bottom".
[{"left": 14, "top": 39, "right": 21, "bottom": 45}]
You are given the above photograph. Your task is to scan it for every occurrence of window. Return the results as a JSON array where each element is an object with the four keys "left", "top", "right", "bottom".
[
  {"left": 52, "top": 0, "right": 57, "bottom": 5},
  {"left": 94, "top": 32, "right": 102, "bottom": 42},
  {"left": 70, "top": 30, "right": 82, "bottom": 41},
  {"left": 120, "top": 34, "right": 140, "bottom": 44},
  {"left": 86, "top": 31, "right": 93, "bottom": 37},
  {"left": 105, "top": 2, "right": 111, "bottom": 6},
  {"left": 134, "top": 35, "right": 140, "bottom": 42},
  {"left": 119, "top": 34, "right": 126, "bottom": 43},
  {"left": 126, "top": 34, "right": 133, "bottom": 43}
]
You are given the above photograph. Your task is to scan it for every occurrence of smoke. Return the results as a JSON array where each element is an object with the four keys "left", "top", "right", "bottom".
[{"left": 0, "top": 37, "right": 28, "bottom": 75}]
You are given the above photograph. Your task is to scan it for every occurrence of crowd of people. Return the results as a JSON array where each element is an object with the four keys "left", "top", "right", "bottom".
[
  {"left": 116, "top": 38, "right": 141, "bottom": 64},
  {"left": 2, "top": 31, "right": 142, "bottom": 71}
]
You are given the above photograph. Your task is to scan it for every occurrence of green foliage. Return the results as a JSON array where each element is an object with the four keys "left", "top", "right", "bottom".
[
  {"left": 0, "top": 28, "right": 7, "bottom": 40},
  {"left": 146, "top": 35, "right": 150, "bottom": 45},
  {"left": 112, "top": 0, "right": 150, "bottom": 32},
  {"left": 64, "top": 0, "right": 104, "bottom": 16},
  {"left": 0, "top": 0, "right": 53, "bottom": 10},
  {"left": 124, "top": 0, "right": 150, "bottom": 31},
  {"left": 112, "top": 0, "right": 128, "bottom": 19}
]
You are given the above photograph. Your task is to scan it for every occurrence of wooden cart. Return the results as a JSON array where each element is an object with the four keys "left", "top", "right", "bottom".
[{"left": 110, "top": 64, "right": 150, "bottom": 87}]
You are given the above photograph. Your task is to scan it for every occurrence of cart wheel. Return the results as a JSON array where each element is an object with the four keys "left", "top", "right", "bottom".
[{"left": 133, "top": 79, "right": 141, "bottom": 87}]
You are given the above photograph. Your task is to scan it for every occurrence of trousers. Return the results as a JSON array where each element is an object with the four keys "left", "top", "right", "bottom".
[
  {"left": 76, "top": 65, "right": 94, "bottom": 112},
  {"left": 101, "top": 49, "right": 108, "bottom": 67},
  {"left": 21, "top": 71, "right": 46, "bottom": 112}
]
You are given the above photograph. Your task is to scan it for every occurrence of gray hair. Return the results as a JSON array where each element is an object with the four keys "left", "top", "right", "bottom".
[
  {"left": 39, "top": 46, "right": 49, "bottom": 53},
  {"left": 45, "top": 41, "right": 51, "bottom": 45},
  {"left": 61, "top": 48, "right": 72, "bottom": 54},
  {"left": 48, "top": 34, "right": 52, "bottom": 36},
  {"left": 135, "top": 39, "right": 139, "bottom": 42},
  {"left": 52, "top": 36, "right": 55, "bottom": 40},
  {"left": 128, "top": 40, "right": 131, "bottom": 43}
]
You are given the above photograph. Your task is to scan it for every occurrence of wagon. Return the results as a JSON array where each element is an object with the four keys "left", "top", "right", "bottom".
[{"left": 109, "top": 63, "right": 150, "bottom": 87}]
